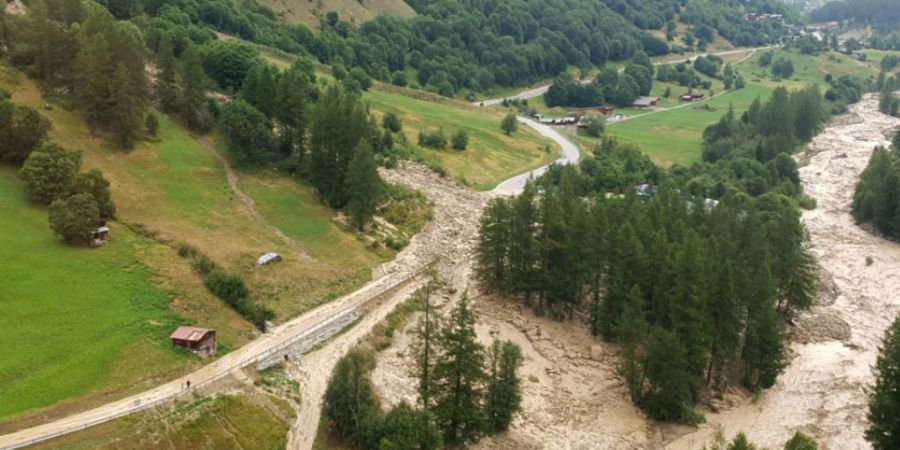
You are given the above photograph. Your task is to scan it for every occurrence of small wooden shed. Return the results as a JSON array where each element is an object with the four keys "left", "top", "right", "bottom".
[{"left": 170, "top": 326, "right": 217, "bottom": 357}]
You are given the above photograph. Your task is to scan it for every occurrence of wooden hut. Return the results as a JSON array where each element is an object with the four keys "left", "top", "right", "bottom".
[{"left": 170, "top": 326, "right": 217, "bottom": 357}]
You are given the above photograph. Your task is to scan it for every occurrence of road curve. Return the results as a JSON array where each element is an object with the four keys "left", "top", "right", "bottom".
[
  {"left": 474, "top": 46, "right": 774, "bottom": 107},
  {"left": 492, "top": 117, "right": 580, "bottom": 195}
]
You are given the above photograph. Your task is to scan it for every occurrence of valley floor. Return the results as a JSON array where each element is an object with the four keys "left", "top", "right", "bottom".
[{"left": 667, "top": 94, "right": 900, "bottom": 450}]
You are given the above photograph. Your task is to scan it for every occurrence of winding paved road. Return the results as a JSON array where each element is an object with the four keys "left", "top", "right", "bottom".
[{"left": 492, "top": 117, "right": 581, "bottom": 194}]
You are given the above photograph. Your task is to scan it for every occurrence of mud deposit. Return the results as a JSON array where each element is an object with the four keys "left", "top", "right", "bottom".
[{"left": 667, "top": 95, "right": 900, "bottom": 450}]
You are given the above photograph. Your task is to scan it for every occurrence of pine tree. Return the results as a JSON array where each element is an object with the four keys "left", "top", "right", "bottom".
[
  {"left": 310, "top": 85, "right": 370, "bottom": 207},
  {"left": 415, "top": 271, "right": 444, "bottom": 411},
  {"left": 180, "top": 45, "right": 212, "bottom": 132},
  {"left": 484, "top": 341, "right": 523, "bottom": 432},
  {"left": 617, "top": 285, "right": 647, "bottom": 401},
  {"left": 74, "top": 32, "right": 114, "bottom": 128},
  {"left": 110, "top": 63, "right": 142, "bottom": 149},
  {"left": 865, "top": 313, "right": 900, "bottom": 450},
  {"left": 155, "top": 35, "right": 180, "bottom": 113},
  {"left": 476, "top": 198, "right": 512, "bottom": 290},
  {"left": 641, "top": 326, "right": 696, "bottom": 422},
  {"left": 274, "top": 62, "right": 315, "bottom": 158},
  {"left": 431, "top": 294, "right": 486, "bottom": 444},
  {"left": 344, "top": 140, "right": 382, "bottom": 230}
]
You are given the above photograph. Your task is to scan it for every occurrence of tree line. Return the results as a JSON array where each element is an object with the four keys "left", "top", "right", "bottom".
[
  {"left": 852, "top": 131, "right": 900, "bottom": 238},
  {"left": 324, "top": 290, "right": 524, "bottom": 449},
  {"left": 544, "top": 54, "right": 654, "bottom": 108},
  {"left": 68, "top": 0, "right": 790, "bottom": 99}
]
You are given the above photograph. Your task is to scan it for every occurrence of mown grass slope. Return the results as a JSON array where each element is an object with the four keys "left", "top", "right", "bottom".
[
  {"left": 0, "top": 167, "right": 194, "bottom": 421},
  {"left": 364, "top": 86, "right": 556, "bottom": 190},
  {"left": 0, "top": 63, "right": 388, "bottom": 320}
]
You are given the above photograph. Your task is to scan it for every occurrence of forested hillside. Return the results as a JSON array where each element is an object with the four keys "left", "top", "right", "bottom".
[
  {"left": 70, "top": 0, "right": 791, "bottom": 98},
  {"left": 476, "top": 83, "right": 829, "bottom": 422}
]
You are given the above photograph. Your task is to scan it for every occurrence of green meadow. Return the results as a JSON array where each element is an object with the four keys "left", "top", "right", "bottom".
[
  {"left": 0, "top": 167, "right": 190, "bottom": 421},
  {"left": 363, "top": 86, "right": 556, "bottom": 190}
]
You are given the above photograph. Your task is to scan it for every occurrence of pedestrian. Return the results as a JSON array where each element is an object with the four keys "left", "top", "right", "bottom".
[{"left": 186, "top": 380, "right": 191, "bottom": 390}]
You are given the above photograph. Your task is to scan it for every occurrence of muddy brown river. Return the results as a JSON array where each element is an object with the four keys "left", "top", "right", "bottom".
[{"left": 667, "top": 95, "right": 900, "bottom": 450}]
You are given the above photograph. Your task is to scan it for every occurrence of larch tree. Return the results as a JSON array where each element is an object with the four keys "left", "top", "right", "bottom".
[
  {"left": 866, "top": 313, "right": 900, "bottom": 450},
  {"left": 344, "top": 140, "right": 382, "bottom": 230},
  {"left": 484, "top": 340, "right": 524, "bottom": 432},
  {"left": 431, "top": 294, "right": 486, "bottom": 444}
]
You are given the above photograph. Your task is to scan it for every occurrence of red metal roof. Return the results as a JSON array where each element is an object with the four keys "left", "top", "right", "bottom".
[{"left": 170, "top": 326, "right": 213, "bottom": 342}]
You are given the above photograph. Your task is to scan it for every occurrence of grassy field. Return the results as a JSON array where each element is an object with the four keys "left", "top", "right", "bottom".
[
  {"left": 363, "top": 85, "right": 557, "bottom": 190},
  {"left": 0, "top": 59, "right": 392, "bottom": 424},
  {"left": 598, "top": 48, "right": 898, "bottom": 166},
  {"left": 603, "top": 83, "right": 774, "bottom": 166},
  {"left": 0, "top": 166, "right": 196, "bottom": 422},
  {"left": 34, "top": 393, "right": 293, "bottom": 450},
  {"left": 0, "top": 63, "right": 391, "bottom": 320}
]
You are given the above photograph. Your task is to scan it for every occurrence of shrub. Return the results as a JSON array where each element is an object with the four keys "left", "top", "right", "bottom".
[
  {"left": 146, "top": 113, "right": 160, "bottom": 136},
  {"left": 382, "top": 112, "right": 402, "bottom": 133},
  {"left": 203, "top": 269, "right": 249, "bottom": 303},
  {"left": 0, "top": 100, "right": 51, "bottom": 165},
  {"left": 451, "top": 130, "right": 469, "bottom": 150},
  {"left": 418, "top": 128, "right": 447, "bottom": 149}
]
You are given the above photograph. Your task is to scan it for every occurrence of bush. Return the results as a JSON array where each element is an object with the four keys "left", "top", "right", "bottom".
[
  {"left": 451, "top": 130, "right": 469, "bottom": 150},
  {"left": 391, "top": 71, "right": 408, "bottom": 87},
  {"left": 418, "top": 128, "right": 447, "bottom": 149},
  {"left": 146, "top": 113, "right": 160, "bottom": 136},
  {"left": 203, "top": 269, "right": 249, "bottom": 304},
  {"left": 48, "top": 193, "right": 101, "bottom": 245},
  {"left": 382, "top": 112, "right": 402, "bottom": 133},
  {"left": 71, "top": 169, "right": 116, "bottom": 219},
  {"left": 22, "top": 143, "right": 82, "bottom": 205}
]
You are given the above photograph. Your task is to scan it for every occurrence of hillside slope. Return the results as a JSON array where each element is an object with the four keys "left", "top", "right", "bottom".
[{"left": 260, "top": 0, "right": 415, "bottom": 28}]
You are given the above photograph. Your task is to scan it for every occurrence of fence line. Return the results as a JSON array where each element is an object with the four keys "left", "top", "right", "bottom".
[{"left": 3, "top": 264, "right": 431, "bottom": 450}]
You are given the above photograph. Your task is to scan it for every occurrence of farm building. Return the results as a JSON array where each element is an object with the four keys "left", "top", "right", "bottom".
[
  {"left": 170, "top": 326, "right": 217, "bottom": 357},
  {"left": 570, "top": 106, "right": 615, "bottom": 117},
  {"left": 632, "top": 96, "right": 660, "bottom": 108},
  {"left": 681, "top": 92, "right": 705, "bottom": 102}
]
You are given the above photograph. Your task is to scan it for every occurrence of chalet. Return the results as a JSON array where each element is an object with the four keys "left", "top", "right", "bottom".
[
  {"left": 570, "top": 106, "right": 615, "bottom": 117},
  {"left": 632, "top": 96, "right": 660, "bottom": 108},
  {"left": 681, "top": 92, "right": 705, "bottom": 102},
  {"left": 170, "top": 326, "right": 217, "bottom": 357}
]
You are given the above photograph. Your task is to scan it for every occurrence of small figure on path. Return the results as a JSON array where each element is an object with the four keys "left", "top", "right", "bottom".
[{"left": 186, "top": 380, "right": 191, "bottom": 390}]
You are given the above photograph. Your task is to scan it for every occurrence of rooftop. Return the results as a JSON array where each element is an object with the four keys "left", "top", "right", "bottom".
[{"left": 170, "top": 326, "right": 213, "bottom": 342}]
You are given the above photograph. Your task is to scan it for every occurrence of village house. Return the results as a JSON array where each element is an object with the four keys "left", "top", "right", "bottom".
[
  {"left": 632, "top": 96, "right": 660, "bottom": 108},
  {"left": 170, "top": 326, "right": 217, "bottom": 357}
]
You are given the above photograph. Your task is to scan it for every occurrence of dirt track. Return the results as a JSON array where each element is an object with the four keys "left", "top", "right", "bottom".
[{"left": 667, "top": 95, "right": 900, "bottom": 450}]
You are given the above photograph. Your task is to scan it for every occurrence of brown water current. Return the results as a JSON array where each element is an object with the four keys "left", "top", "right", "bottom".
[{"left": 667, "top": 94, "right": 900, "bottom": 450}]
